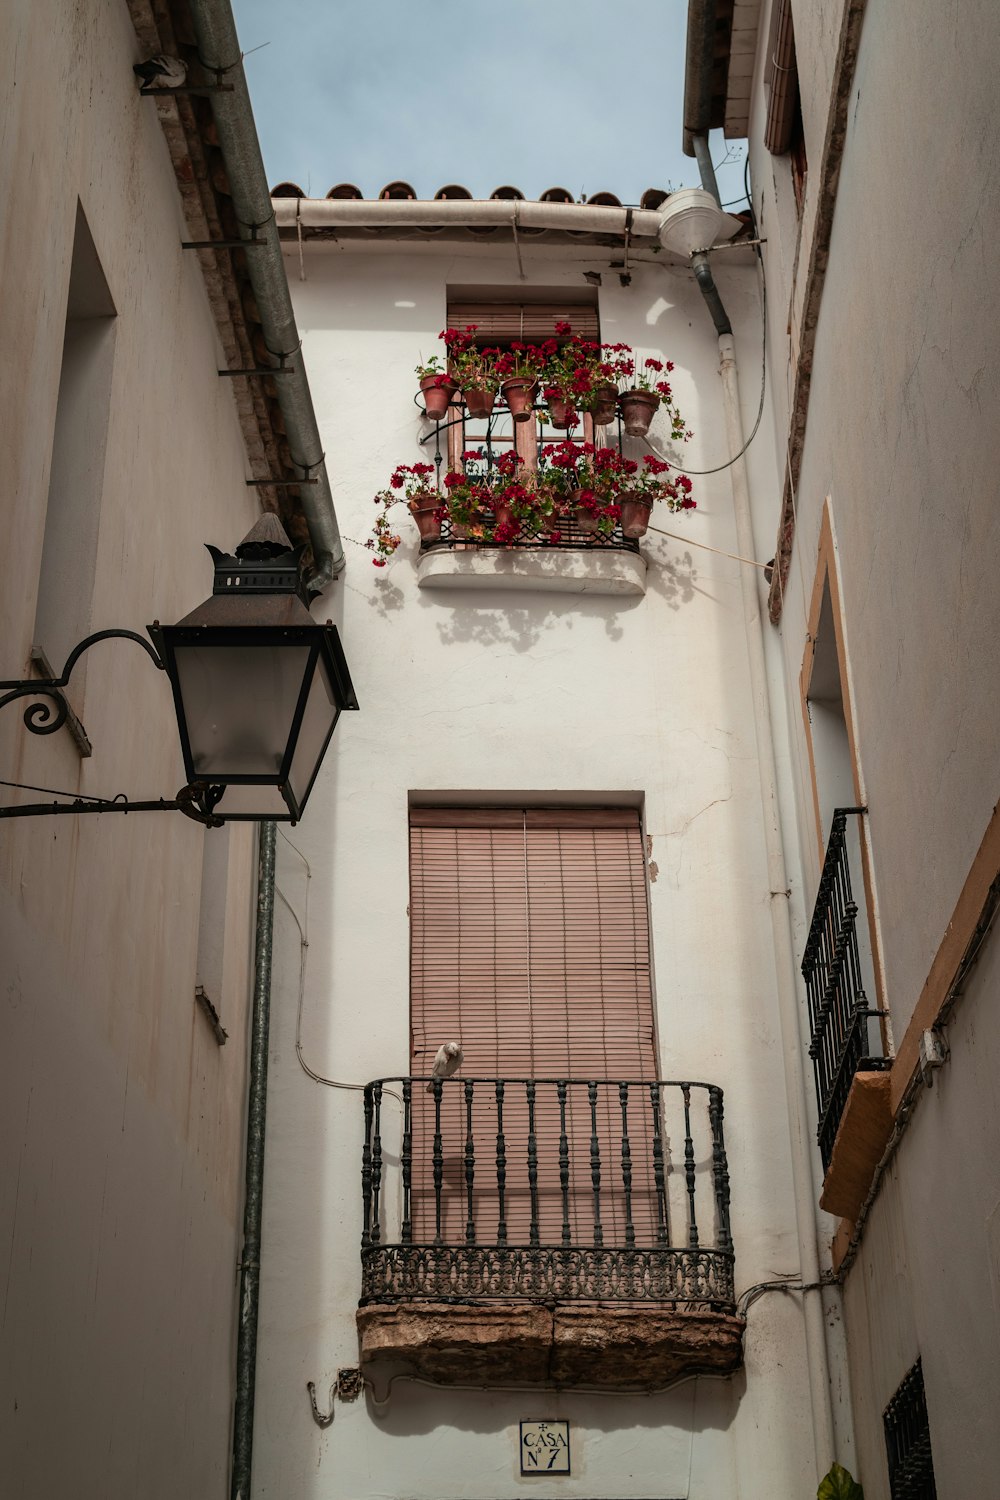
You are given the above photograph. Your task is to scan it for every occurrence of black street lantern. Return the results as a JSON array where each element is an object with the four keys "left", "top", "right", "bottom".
[
  {"left": 0, "top": 515, "right": 356, "bottom": 824},
  {"left": 148, "top": 515, "right": 358, "bottom": 824}
]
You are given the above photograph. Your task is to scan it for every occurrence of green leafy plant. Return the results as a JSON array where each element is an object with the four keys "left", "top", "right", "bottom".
[
  {"left": 439, "top": 325, "right": 501, "bottom": 396},
  {"left": 415, "top": 352, "right": 449, "bottom": 381},
  {"left": 817, "top": 1463, "right": 864, "bottom": 1500}
]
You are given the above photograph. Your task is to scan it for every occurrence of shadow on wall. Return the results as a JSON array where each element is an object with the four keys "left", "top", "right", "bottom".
[
  {"left": 359, "top": 1362, "right": 741, "bottom": 1439},
  {"left": 359, "top": 539, "right": 699, "bottom": 653}
]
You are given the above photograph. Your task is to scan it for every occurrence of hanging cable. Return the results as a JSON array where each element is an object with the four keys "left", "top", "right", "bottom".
[{"left": 275, "top": 829, "right": 402, "bottom": 1105}]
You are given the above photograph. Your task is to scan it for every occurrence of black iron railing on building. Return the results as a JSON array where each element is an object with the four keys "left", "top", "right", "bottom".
[
  {"left": 426, "top": 513, "right": 641, "bottom": 553},
  {"left": 360, "top": 1077, "right": 735, "bottom": 1308},
  {"left": 884, "top": 1359, "right": 937, "bottom": 1499},
  {"left": 416, "top": 396, "right": 642, "bottom": 554},
  {"left": 803, "top": 808, "right": 890, "bottom": 1170}
]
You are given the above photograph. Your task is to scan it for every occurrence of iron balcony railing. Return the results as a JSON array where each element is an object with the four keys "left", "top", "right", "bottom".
[
  {"left": 883, "top": 1360, "right": 937, "bottom": 1500},
  {"left": 426, "top": 513, "right": 641, "bottom": 554},
  {"left": 360, "top": 1077, "right": 735, "bottom": 1309},
  {"left": 802, "top": 807, "right": 890, "bottom": 1170},
  {"left": 416, "top": 395, "right": 642, "bottom": 554}
]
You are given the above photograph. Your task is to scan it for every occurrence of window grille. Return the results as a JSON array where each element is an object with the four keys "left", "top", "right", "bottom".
[{"left": 883, "top": 1360, "right": 937, "bottom": 1500}]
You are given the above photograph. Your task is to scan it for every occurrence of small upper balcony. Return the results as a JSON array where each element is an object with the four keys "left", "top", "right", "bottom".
[
  {"left": 356, "top": 1076, "right": 744, "bottom": 1391},
  {"left": 367, "top": 321, "right": 698, "bottom": 595},
  {"left": 803, "top": 808, "right": 892, "bottom": 1218}
]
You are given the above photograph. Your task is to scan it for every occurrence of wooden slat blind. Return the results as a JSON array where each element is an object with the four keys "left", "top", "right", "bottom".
[
  {"left": 409, "top": 808, "right": 658, "bottom": 1243},
  {"left": 447, "top": 302, "right": 599, "bottom": 344}
]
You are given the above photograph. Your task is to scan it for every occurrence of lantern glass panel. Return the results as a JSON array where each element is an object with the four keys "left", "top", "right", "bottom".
[
  {"left": 212, "top": 782, "right": 290, "bottom": 819},
  {"left": 174, "top": 644, "right": 311, "bottom": 777},
  {"left": 287, "top": 656, "right": 340, "bottom": 809}
]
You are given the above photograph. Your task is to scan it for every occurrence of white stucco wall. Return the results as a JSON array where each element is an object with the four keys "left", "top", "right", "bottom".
[
  {"left": 747, "top": 0, "right": 1000, "bottom": 1493},
  {"left": 0, "top": 2, "right": 262, "bottom": 1493},
  {"left": 252, "top": 236, "right": 834, "bottom": 1497}
]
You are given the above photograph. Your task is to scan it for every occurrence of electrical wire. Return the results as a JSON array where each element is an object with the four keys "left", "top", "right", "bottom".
[
  {"left": 736, "top": 1274, "right": 829, "bottom": 1317},
  {"left": 642, "top": 172, "right": 767, "bottom": 481},
  {"left": 646, "top": 522, "right": 769, "bottom": 570},
  {"left": 276, "top": 828, "right": 403, "bottom": 1106},
  {"left": 0, "top": 775, "right": 112, "bottom": 804}
]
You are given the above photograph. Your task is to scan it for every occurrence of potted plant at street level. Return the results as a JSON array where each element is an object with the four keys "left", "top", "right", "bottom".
[
  {"left": 367, "top": 462, "right": 441, "bottom": 565},
  {"left": 415, "top": 352, "right": 457, "bottom": 420},
  {"left": 440, "top": 326, "right": 502, "bottom": 420},
  {"left": 617, "top": 353, "right": 691, "bottom": 439},
  {"left": 617, "top": 454, "right": 696, "bottom": 538}
]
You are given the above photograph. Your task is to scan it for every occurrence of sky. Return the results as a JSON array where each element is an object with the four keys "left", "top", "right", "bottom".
[{"left": 231, "top": 0, "right": 748, "bottom": 211}]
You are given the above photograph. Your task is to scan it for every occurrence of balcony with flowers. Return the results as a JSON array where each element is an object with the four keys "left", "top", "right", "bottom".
[{"left": 366, "top": 324, "right": 697, "bottom": 595}]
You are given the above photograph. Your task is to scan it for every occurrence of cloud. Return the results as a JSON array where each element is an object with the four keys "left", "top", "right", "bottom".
[{"left": 234, "top": 0, "right": 746, "bottom": 207}]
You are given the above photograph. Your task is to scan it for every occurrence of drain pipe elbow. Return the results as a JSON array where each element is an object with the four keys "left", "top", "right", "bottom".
[
  {"left": 692, "top": 251, "right": 733, "bottom": 337},
  {"left": 308, "top": 548, "right": 342, "bottom": 591}
]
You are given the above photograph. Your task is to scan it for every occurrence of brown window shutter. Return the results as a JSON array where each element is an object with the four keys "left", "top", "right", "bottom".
[
  {"left": 763, "top": 0, "right": 801, "bottom": 155},
  {"left": 409, "top": 808, "right": 657, "bottom": 1243},
  {"left": 446, "top": 302, "right": 599, "bottom": 345}
]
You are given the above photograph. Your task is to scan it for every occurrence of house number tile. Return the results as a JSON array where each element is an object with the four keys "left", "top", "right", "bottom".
[{"left": 520, "top": 1420, "right": 570, "bottom": 1474}]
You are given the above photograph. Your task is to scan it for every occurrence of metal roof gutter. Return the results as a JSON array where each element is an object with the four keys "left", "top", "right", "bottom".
[
  {"left": 186, "top": 0, "right": 345, "bottom": 588},
  {"left": 682, "top": 0, "right": 719, "bottom": 157},
  {"left": 275, "top": 197, "right": 664, "bottom": 238}
]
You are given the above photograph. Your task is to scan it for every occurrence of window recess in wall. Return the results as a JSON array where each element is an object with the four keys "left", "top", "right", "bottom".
[
  {"left": 355, "top": 804, "right": 742, "bottom": 1388},
  {"left": 426, "top": 299, "right": 639, "bottom": 557},
  {"left": 358, "top": 805, "right": 737, "bottom": 1326},
  {"left": 409, "top": 298, "right": 664, "bottom": 591},
  {"left": 33, "top": 203, "right": 117, "bottom": 717},
  {"left": 800, "top": 515, "right": 891, "bottom": 1199}
]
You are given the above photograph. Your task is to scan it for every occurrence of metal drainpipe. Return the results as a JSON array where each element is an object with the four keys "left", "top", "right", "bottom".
[
  {"left": 684, "top": 129, "right": 837, "bottom": 1480},
  {"left": 231, "top": 819, "right": 276, "bottom": 1500},
  {"left": 691, "top": 134, "right": 722, "bottom": 210},
  {"left": 184, "top": 0, "right": 345, "bottom": 590},
  {"left": 716, "top": 335, "right": 836, "bottom": 1481}
]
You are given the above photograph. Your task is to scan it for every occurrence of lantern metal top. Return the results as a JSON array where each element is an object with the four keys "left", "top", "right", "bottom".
[{"left": 206, "top": 514, "right": 311, "bottom": 605}]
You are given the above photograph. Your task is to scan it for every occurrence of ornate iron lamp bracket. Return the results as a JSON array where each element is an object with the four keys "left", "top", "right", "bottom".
[
  {"left": 0, "top": 630, "right": 225, "bottom": 826},
  {"left": 0, "top": 629, "right": 165, "bottom": 737}
]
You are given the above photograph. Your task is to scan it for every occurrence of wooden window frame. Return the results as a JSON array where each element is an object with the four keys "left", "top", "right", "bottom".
[{"left": 445, "top": 300, "right": 601, "bottom": 474}]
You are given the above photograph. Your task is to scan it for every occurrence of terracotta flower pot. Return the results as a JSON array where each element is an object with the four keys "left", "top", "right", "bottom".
[
  {"left": 591, "top": 383, "right": 619, "bottom": 425},
  {"left": 619, "top": 494, "right": 653, "bottom": 539},
  {"left": 547, "top": 395, "right": 579, "bottom": 430},
  {"left": 490, "top": 502, "right": 515, "bottom": 530},
  {"left": 501, "top": 378, "right": 538, "bottom": 423},
  {"left": 571, "top": 490, "right": 601, "bottom": 535},
  {"left": 420, "top": 375, "right": 457, "bottom": 420},
  {"left": 619, "top": 389, "right": 660, "bottom": 437},
  {"left": 452, "top": 509, "right": 490, "bottom": 539},
  {"left": 408, "top": 495, "right": 442, "bottom": 543},
  {"left": 464, "top": 386, "right": 497, "bottom": 420}
]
